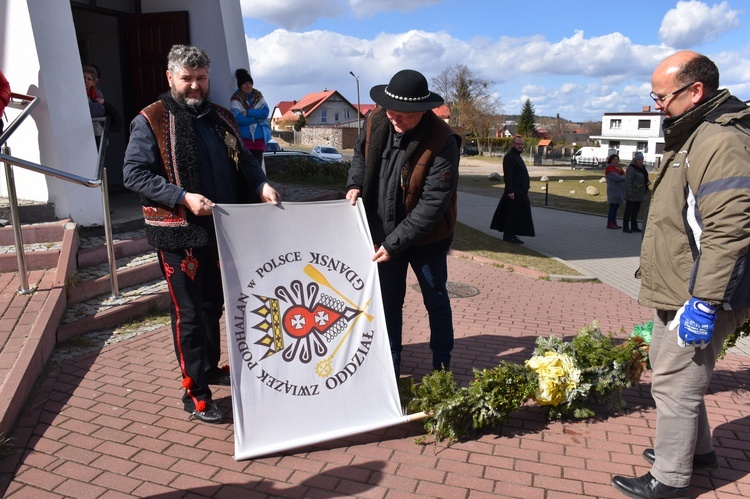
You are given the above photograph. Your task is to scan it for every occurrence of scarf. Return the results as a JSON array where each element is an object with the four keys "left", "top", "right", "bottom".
[{"left": 230, "top": 88, "right": 264, "bottom": 111}]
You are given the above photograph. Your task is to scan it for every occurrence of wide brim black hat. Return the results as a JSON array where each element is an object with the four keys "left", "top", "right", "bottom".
[{"left": 369, "top": 69, "right": 444, "bottom": 112}]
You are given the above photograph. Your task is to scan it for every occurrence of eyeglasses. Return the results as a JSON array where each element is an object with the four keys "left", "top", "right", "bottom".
[{"left": 649, "top": 81, "right": 695, "bottom": 104}]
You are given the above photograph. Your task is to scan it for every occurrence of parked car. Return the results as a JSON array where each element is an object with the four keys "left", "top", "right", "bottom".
[
  {"left": 570, "top": 147, "right": 604, "bottom": 168},
  {"left": 262, "top": 151, "right": 331, "bottom": 175},
  {"left": 265, "top": 139, "right": 282, "bottom": 152},
  {"left": 311, "top": 145, "right": 344, "bottom": 162}
]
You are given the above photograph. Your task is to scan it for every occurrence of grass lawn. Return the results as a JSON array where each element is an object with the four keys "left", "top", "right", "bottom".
[
  {"left": 452, "top": 222, "right": 580, "bottom": 276},
  {"left": 459, "top": 168, "right": 651, "bottom": 219}
]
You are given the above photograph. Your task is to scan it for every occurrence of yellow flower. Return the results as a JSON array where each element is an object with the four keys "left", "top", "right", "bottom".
[{"left": 526, "top": 352, "right": 581, "bottom": 406}]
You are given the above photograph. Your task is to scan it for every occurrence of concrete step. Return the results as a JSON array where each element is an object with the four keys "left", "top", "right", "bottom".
[
  {"left": 57, "top": 228, "right": 170, "bottom": 341},
  {"left": 76, "top": 229, "right": 153, "bottom": 268},
  {"left": 0, "top": 220, "right": 70, "bottom": 272},
  {"left": 0, "top": 198, "right": 57, "bottom": 225},
  {"left": 57, "top": 278, "right": 169, "bottom": 343},
  {"left": 68, "top": 253, "right": 162, "bottom": 304},
  {"left": 0, "top": 220, "right": 67, "bottom": 246}
]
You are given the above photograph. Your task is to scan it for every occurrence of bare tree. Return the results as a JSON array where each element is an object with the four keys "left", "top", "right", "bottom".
[
  {"left": 431, "top": 64, "right": 502, "bottom": 154},
  {"left": 546, "top": 113, "right": 567, "bottom": 143},
  {"left": 579, "top": 120, "right": 602, "bottom": 135},
  {"left": 458, "top": 94, "right": 503, "bottom": 154}
]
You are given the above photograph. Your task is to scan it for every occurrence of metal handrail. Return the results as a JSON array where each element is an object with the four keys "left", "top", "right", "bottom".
[{"left": 1, "top": 92, "right": 119, "bottom": 297}]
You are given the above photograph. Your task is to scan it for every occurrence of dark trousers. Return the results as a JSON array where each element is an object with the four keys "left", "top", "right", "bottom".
[
  {"left": 607, "top": 203, "right": 620, "bottom": 224},
  {"left": 378, "top": 248, "right": 454, "bottom": 371},
  {"left": 158, "top": 246, "right": 224, "bottom": 410},
  {"left": 623, "top": 200, "right": 642, "bottom": 230}
]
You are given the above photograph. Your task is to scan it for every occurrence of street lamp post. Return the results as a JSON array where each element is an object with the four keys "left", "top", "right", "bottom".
[{"left": 349, "top": 71, "right": 361, "bottom": 136}]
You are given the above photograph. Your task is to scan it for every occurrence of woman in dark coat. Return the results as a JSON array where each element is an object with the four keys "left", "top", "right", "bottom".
[
  {"left": 490, "top": 135, "right": 535, "bottom": 244},
  {"left": 622, "top": 151, "right": 650, "bottom": 233}
]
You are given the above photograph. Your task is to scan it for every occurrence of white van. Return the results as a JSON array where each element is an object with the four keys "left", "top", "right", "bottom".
[{"left": 571, "top": 147, "right": 603, "bottom": 168}]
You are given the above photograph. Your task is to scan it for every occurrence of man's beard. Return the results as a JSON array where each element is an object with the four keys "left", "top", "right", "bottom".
[{"left": 172, "top": 86, "right": 209, "bottom": 108}]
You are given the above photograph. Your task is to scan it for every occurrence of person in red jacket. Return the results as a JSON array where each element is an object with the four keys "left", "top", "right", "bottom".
[{"left": 0, "top": 70, "right": 11, "bottom": 133}]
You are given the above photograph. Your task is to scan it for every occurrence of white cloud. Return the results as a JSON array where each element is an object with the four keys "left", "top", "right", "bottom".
[
  {"left": 242, "top": 0, "right": 443, "bottom": 29},
  {"left": 242, "top": 3, "right": 749, "bottom": 122},
  {"left": 348, "top": 0, "right": 443, "bottom": 17},
  {"left": 247, "top": 27, "right": 672, "bottom": 120},
  {"left": 242, "top": 0, "right": 343, "bottom": 30},
  {"left": 659, "top": 1, "right": 741, "bottom": 48}
]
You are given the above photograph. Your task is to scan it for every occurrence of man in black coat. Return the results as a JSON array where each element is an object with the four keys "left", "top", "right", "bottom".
[
  {"left": 345, "top": 69, "right": 461, "bottom": 378},
  {"left": 490, "top": 135, "right": 535, "bottom": 244}
]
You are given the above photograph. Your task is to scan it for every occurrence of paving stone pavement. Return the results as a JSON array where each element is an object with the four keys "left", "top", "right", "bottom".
[{"left": 0, "top": 189, "right": 749, "bottom": 498}]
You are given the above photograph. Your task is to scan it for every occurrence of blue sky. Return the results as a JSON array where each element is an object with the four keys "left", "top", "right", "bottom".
[{"left": 240, "top": 0, "right": 749, "bottom": 122}]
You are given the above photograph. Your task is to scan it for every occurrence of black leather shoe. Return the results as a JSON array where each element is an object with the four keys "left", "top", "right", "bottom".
[
  {"left": 208, "top": 372, "right": 231, "bottom": 386},
  {"left": 623, "top": 228, "right": 633, "bottom": 233},
  {"left": 503, "top": 236, "right": 524, "bottom": 244},
  {"left": 611, "top": 473, "right": 689, "bottom": 498},
  {"left": 207, "top": 367, "right": 231, "bottom": 386},
  {"left": 642, "top": 448, "right": 719, "bottom": 472},
  {"left": 187, "top": 401, "right": 224, "bottom": 424},
  {"left": 632, "top": 228, "right": 642, "bottom": 233}
]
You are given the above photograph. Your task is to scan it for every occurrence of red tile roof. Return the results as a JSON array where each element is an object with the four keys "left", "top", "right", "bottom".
[
  {"left": 274, "top": 101, "right": 296, "bottom": 116},
  {"left": 433, "top": 104, "right": 450, "bottom": 120}
]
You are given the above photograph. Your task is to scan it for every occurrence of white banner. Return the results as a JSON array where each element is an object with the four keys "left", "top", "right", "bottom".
[{"left": 214, "top": 200, "right": 406, "bottom": 460}]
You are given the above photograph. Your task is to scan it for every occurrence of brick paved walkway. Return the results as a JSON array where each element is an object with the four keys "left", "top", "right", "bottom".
[{"left": 2, "top": 254, "right": 749, "bottom": 498}]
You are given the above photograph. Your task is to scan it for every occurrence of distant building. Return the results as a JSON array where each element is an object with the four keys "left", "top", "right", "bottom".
[
  {"left": 274, "top": 90, "right": 361, "bottom": 129},
  {"left": 590, "top": 106, "right": 664, "bottom": 164},
  {"left": 535, "top": 127, "right": 550, "bottom": 139},
  {"left": 498, "top": 125, "right": 517, "bottom": 137},
  {"left": 433, "top": 105, "right": 451, "bottom": 123},
  {"left": 270, "top": 101, "right": 297, "bottom": 131},
  {"left": 565, "top": 130, "right": 591, "bottom": 145},
  {"left": 356, "top": 104, "right": 376, "bottom": 117}
]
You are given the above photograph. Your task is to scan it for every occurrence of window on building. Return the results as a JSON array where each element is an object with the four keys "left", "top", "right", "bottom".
[
  {"left": 638, "top": 141, "right": 648, "bottom": 153},
  {"left": 335, "top": 112, "right": 340, "bottom": 122},
  {"left": 609, "top": 141, "right": 620, "bottom": 150},
  {"left": 345, "top": 110, "right": 350, "bottom": 119},
  {"left": 638, "top": 120, "right": 651, "bottom": 130},
  {"left": 321, "top": 110, "right": 327, "bottom": 123},
  {"left": 610, "top": 119, "right": 621, "bottom": 129}
]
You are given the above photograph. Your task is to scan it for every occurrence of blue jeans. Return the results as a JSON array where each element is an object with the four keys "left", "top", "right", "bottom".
[{"left": 378, "top": 247, "right": 454, "bottom": 371}]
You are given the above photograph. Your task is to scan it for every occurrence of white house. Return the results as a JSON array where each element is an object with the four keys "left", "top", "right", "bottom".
[
  {"left": 590, "top": 106, "right": 665, "bottom": 165},
  {"left": 1, "top": 0, "right": 250, "bottom": 226}
]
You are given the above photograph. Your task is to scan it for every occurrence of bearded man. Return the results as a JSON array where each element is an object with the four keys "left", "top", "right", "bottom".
[{"left": 123, "top": 45, "right": 280, "bottom": 423}]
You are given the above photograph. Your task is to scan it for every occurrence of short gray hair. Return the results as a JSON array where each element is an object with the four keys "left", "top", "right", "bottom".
[
  {"left": 166, "top": 45, "right": 211, "bottom": 74},
  {"left": 82, "top": 65, "right": 99, "bottom": 79}
]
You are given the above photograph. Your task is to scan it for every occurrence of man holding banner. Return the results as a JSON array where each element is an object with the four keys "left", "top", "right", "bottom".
[
  {"left": 123, "top": 45, "right": 280, "bottom": 424},
  {"left": 346, "top": 69, "right": 461, "bottom": 377}
]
